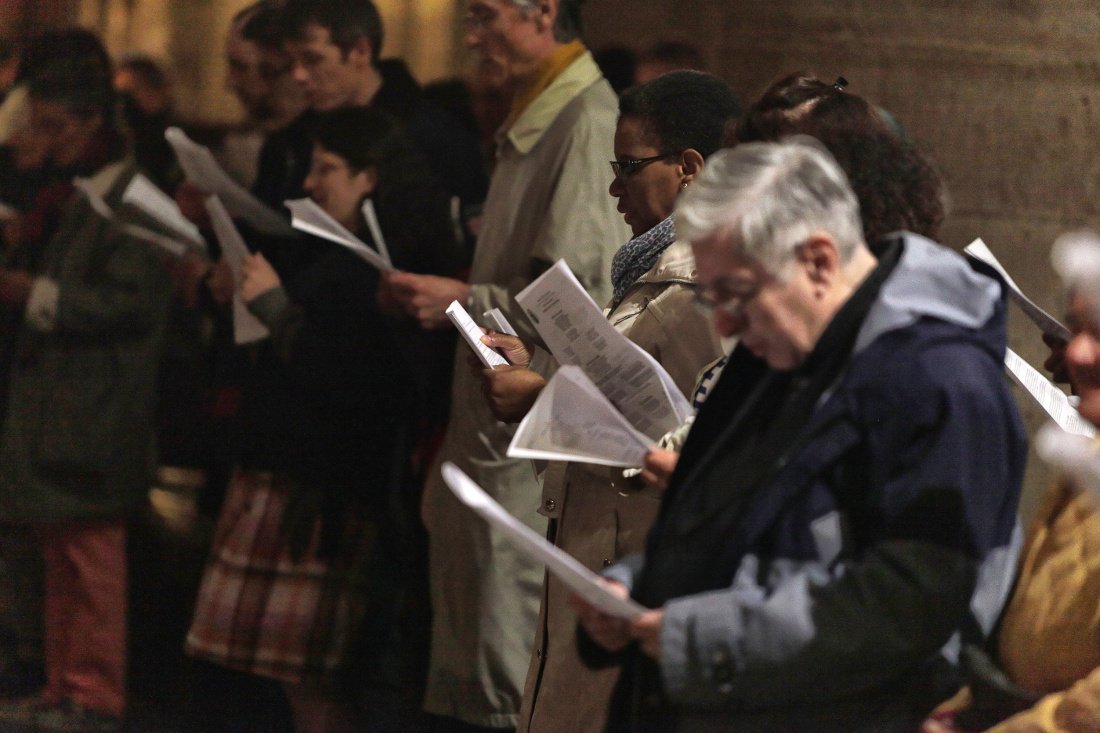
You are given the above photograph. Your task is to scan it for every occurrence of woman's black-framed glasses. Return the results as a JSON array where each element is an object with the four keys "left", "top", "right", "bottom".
[{"left": 609, "top": 153, "right": 676, "bottom": 180}]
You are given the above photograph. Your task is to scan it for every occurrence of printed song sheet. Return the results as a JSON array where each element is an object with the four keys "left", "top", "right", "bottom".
[
  {"left": 965, "top": 238, "right": 1072, "bottom": 342},
  {"left": 446, "top": 300, "right": 508, "bottom": 368},
  {"left": 515, "top": 259, "right": 690, "bottom": 441},
  {"left": 284, "top": 198, "right": 393, "bottom": 272},
  {"left": 165, "top": 127, "right": 293, "bottom": 238},
  {"left": 204, "top": 196, "right": 270, "bottom": 345},
  {"left": 121, "top": 173, "right": 206, "bottom": 249},
  {"left": 508, "top": 366, "right": 652, "bottom": 467},
  {"left": 440, "top": 462, "right": 645, "bottom": 620},
  {"left": 1005, "top": 348, "right": 1095, "bottom": 437}
]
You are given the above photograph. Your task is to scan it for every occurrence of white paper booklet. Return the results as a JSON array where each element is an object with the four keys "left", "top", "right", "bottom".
[
  {"left": 508, "top": 366, "right": 652, "bottom": 467},
  {"left": 964, "top": 238, "right": 1072, "bottom": 342},
  {"left": 515, "top": 259, "right": 690, "bottom": 441},
  {"left": 284, "top": 197, "right": 393, "bottom": 272},
  {"left": 483, "top": 307, "right": 518, "bottom": 336},
  {"left": 121, "top": 173, "right": 206, "bottom": 249},
  {"left": 204, "top": 196, "right": 270, "bottom": 345},
  {"left": 440, "top": 461, "right": 646, "bottom": 620},
  {"left": 446, "top": 300, "right": 508, "bottom": 368},
  {"left": 360, "top": 198, "right": 392, "bottom": 266},
  {"left": 1005, "top": 348, "right": 1095, "bottom": 437},
  {"left": 165, "top": 127, "right": 293, "bottom": 238},
  {"left": 1036, "top": 422, "right": 1100, "bottom": 506},
  {"left": 74, "top": 177, "right": 195, "bottom": 258}
]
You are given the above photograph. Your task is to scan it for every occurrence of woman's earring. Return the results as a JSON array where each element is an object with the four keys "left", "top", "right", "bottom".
[{"left": 680, "top": 181, "right": 689, "bottom": 190}]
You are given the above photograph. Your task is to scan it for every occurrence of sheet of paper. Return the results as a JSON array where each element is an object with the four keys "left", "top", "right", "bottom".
[
  {"left": 484, "top": 307, "right": 518, "bottom": 336},
  {"left": 360, "top": 199, "right": 392, "bottom": 267},
  {"left": 165, "top": 127, "right": 293, "bottom": 238},
  {"left": 1035, "top": 422, "right": 1100, "bottom": 506},
  {"left": 440, "top": 462, "right": 646, "bottom": 620},
  {"left": 965, "top": 238, "right": 1072, "bottom": 342},
  {"left": 204, "top": 196, "right": 270, "bottom": 345},
  {"left": 508, "top": 366, "right": 651, "bottom": 467},
  {"left": 72, "top": 177, "right": 116, "bottom": 219},
  {"left": 1005, "top": 348, "right": 1095, "bottom": 437},
  {"left": 121, "top": 223, "right": 189, "bottom": 257},
  {"left": 121, "top": 173, "right": 205, "bottom": 249},
  {"left": 516, "top": 259, "right": 691, "bottom": 441},
  {"left": 284, "top": 198, "right": 394, "bottom": 272},
  {"left": 446, "top": 300, "right": 508, "bottom": 368}
]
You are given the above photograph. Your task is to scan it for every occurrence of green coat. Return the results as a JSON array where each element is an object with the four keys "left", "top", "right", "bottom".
[{"left": 0, "top": 160, "right": 171, "bottom": 522}]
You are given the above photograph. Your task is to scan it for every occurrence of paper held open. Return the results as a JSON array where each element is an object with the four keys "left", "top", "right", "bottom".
[
  {"left": 964, "top": 238, "right": 1072, "bottom": 342},
  {"left": 1005, "top": 348, "right": 1095, "bottom": 438},
  {"left": 121, "top": 173, "right": 206, "bottom": 249},
  {"left": 508, "top": 366, "right": 651, "bottom": 467},
  {"left": 165, "top": 126, "right": 293, "bottom": 238},
  {"left": 440, "top": 462, "right": 646, "bottom": 620},
  {"left": 74, "top": 177, "right": 201, "bottom": 259},
  {"left": 446, "top": 300, "right": 508, "bottom": 368},
  {"left": 515, "top": 259, "right": 691, "bottom": 441},
  {"left": 284, "top": 197, "right": 393, "bottom": 272},
  {"left": 204, "top": 196, "right": 270, "bottom": 345}
]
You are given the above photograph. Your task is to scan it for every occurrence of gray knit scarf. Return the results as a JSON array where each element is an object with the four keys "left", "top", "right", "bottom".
[{"left": 609, "top": 214, "right": 677, "bottom": 307}]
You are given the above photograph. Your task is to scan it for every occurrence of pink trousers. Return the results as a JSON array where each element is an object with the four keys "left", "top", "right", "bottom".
[{"left": 38, "top": 520, "right": 127, "bottom": 718}]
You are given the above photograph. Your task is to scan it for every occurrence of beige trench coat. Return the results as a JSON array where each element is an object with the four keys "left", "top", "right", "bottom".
[
  {"left": 422, "top": 52, "right": 631, "bottom": 728},
  {"left": 517, "top": 240, "right": 724, "bottom": 733}
]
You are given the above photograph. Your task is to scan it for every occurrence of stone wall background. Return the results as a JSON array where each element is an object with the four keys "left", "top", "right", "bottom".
[{"left": 5, "top": 0, "right": 1097, "bottom": 516}]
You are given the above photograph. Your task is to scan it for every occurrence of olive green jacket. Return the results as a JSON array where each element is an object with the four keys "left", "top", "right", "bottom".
[{"left": 0, "top": 160, "right": 171, "bottom": 522}]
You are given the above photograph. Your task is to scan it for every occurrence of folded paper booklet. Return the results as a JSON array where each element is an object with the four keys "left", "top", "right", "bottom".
[
  {"left": 1004, "top": 348, "right": 1095, "bottom": 437},
  {"left": 446, "top": 300, "right": 508, "bottom": 368},
  {"left": 484, "top": 307, "right": 518, "bottom": 337},
  {"left": 75, "top": 177, "right": 197, "bottom": 258},
  {"left": 165, "top": 127, "right": 293, "bottom": 238},
  {"left": 204, "top": 195, "right": 270, "bottom": 345},
  {"left": 441, "top": 461, "right": 646, "bottom": 620},
  {"left": 516, "top": 259, "right": 690, "bottom": 441},
  {"left": 509, "top": 366, "right": 652, "bottom": 467},
  {"left": 121, "top": 173, "right": 206, "bottom": 249},
  {"left": 284, "top": 197, "right": 392, "bottom": 272},
  {"left": 964, "top": 238, "right": 1072, "bottom": 342}
]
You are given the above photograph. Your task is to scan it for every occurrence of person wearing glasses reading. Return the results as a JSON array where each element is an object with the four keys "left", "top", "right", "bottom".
[{"left": 472, "top": 70, "right": 739, "bottom": 733}]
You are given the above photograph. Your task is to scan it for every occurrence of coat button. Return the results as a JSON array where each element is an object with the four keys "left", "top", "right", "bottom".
[
  {"left": 536, "top": 648, "right": 543, "bottom": 658},
  {"left": 602, "top": 558, "right": 612, "bottom": 567},
  {"left": 544, "top": 498, "right": 556, "bottom": 512}
]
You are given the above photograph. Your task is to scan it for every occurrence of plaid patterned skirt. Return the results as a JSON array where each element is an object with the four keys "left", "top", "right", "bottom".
[{"left": 185, "top": 470, "right": 375, "bottom": 683}]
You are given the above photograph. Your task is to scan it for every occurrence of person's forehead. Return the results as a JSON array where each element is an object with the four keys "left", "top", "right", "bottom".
[{"left": 294, "top": 21, "right": 338, "bottom": 49}]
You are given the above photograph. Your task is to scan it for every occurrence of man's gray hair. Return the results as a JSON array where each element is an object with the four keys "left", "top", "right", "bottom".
[
  {"left": 511, "top": 0, "right": 584, "bottom": 43},
  {"left": 676, "top": 137, "right": 865, "bottom": 276}
]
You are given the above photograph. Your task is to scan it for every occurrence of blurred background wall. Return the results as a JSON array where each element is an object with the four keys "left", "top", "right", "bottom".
[{"left": 4, "top": 0, "right": 1098, "bottom": 514}]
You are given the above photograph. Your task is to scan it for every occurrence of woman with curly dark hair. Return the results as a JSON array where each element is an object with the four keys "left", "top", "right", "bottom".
[{"left": 729, "top": 73, "right": 947, "bottom": 246}]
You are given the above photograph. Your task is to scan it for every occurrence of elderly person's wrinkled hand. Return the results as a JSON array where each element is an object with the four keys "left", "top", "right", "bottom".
[
  {"left": 474, "top": 364, "right": 546, "bottom": 423},
  {"left": 384, "top": 270, "right": 471, "bottom": 330},
  {"left": 239, "top": 252, "right": 281, "bottom": 304},
  {"left": 571, "top": 580, "right": 635, "bottom": 653},
  {"left": 640, "top": 448, "right": 679, "bottom": 492}
]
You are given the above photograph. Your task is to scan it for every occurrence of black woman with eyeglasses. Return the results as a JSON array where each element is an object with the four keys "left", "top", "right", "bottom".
[{"left": 471, "top": 69, "right": 741, "bottom": 733}]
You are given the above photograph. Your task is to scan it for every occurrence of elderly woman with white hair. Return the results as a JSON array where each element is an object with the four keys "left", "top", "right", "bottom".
[{"left": 576, "top": 138, "right": 1027, "bottom": 732}]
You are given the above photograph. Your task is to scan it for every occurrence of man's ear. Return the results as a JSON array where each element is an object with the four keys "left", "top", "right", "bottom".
[
  {"left": 348, "top": 35, "right": 374, "bottom": 66},
  {"left": 535, "top": 0, "right": 559, "bottom": 33},
  {"left": 799, "top": 234, "right": 841, "bottom": 284}
]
